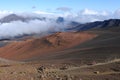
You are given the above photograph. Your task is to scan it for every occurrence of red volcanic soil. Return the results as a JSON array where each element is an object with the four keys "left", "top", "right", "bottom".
[{"left": 0, "top": 32, "right": 97, "bottom": 60}]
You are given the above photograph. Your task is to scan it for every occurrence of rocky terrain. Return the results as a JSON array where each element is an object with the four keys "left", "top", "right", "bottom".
[
  {"left": 0, "top": 19, "right": 120, "bottom": 80},
  {"left": 0, "top": 59, "right": 119, "bottom": 80}
]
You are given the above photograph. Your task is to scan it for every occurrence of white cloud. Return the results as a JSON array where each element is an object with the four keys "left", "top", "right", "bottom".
[
  {"left": 1, "top": 9, "right": 120, "bottom": 23},
  {"left": 80, "top": 8, "right": 99, "bottom": 15},
  {"left": 32, "top": 10, "right": 61, "bottom": 19},
  {"left": 0, "top": 9, "right": 120, "bottom": 38},
  {"left": 0, "top": 20, "right": 64, "bottom": 39},
  {"left": 0, "top": 10, "right": 13, "bottom": 19},
  {"left": 56, "top": 7, "right": 72, "bottom": 12},
  {"left": 34, "top": 10, "right": 54, "bottom": 15},
  {"left": 71, "top": 9, "right": 117, "bottom": 23},
  {"left": 114, "top": 9, "right": 120, "bottom": 18}
]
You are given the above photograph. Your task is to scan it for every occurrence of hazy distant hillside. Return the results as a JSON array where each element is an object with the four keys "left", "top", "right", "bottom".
[
  {"left": 0, "top": 14, "right": 47, "bottom": 23},
  {"left": 68, "top": 19, "right": 120, "bottom": 31}
]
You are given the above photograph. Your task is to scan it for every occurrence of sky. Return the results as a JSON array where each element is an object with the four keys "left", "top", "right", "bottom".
[
  {"left": 0, "top": 0, "right": 120, "bottom": 23},
  {"left": 0, "top": 0, "right": 120, "bottom": 12}
]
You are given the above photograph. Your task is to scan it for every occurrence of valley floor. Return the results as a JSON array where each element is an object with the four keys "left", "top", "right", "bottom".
[
  {"left": 0, "top": 59, "right": 120, "bottom": 80},
  {"left": 0, "top": 31, "right": 120, "bottom": 80}
]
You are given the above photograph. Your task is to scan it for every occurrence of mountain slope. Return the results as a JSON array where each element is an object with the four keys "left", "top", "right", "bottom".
[
  {"left": 28, "top": 31, "right": 120, "bottom": 64},
  {"left": 0, "top": 32, "right": 97, "bottom": 60},
  {"left": 0, "top": 19, "right": 120, "bottom": 64},
  {"left": 68, "top": 19, "right": 120, "bottom": 31}
]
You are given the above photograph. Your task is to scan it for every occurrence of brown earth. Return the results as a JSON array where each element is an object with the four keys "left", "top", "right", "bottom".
[
  {"left": 24, "top": 31, "right": 120, "bottom": 65},
  {"left": 0, "top": 32, "right": 97, "bottom": 60},
  {"left": 0, "top": 59, "right": 119, "bottom": 80},
  {"left": 0, "top": 30, "right": 120, "bottom": 80}
]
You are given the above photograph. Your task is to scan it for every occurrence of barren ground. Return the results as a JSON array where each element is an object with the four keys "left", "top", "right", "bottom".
[{"left": 0, "top": 59, "right": 119, "bottom": 80}]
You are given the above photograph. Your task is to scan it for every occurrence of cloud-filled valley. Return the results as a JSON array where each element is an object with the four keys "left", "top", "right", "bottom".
[
  {"left": 0, "top": 9, "right": 120, "bottom": 39},
  {"left": 0, "top": 18, "right": 67, "bottom": 39}
]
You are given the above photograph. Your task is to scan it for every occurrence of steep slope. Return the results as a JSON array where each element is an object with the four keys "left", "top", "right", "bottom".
[
  {"left": 28, "top": 31, "right": 120, "bottom": 64},
  {"left": 0, "top": 32, "right": 97, "bottom": 60}
]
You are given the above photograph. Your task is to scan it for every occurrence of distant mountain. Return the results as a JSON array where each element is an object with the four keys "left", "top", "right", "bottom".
[
  {"left": 68, "top": 19, "right": 120, "bottom": 31},
  {"left": 56, "top": 17, "right": 64, "bottom": 23},
  {"left": 0, "top": 14, "right": 26, "bottom": 23},
  {"left": 0, "top": 14, "right": 80, "bottom": 25},
  {"left": 0, "top": 14, "right": 46, "bottom": 23}
]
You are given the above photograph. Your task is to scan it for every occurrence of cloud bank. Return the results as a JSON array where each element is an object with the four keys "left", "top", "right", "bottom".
[
  {"left": 0, "top": 19, "right": 65, "bottom": 39},
  {"left": 1, "top": 8, "right": 120, "bottom": 23},
  {"left": 0, "top": 9, "right": 120, "bottom": 39},
  {"left": 55, "top": 8, "right": 120, "bottom": 23}
]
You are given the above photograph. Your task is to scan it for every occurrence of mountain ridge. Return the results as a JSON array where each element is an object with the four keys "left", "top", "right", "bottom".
[{"left": 67, "top": 19, "right": 120, "bottom": 31}]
